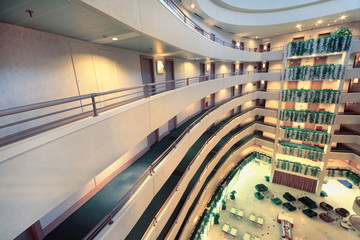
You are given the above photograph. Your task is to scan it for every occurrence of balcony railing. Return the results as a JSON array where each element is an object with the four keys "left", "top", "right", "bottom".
[
  {"left": 161, "top": 0, "right": 283, "bottom": 52},
  {"left": 83, "top": 97, "right": 279, "bottom": 239},
  {"left": 0, "top": 69, "right": 281, "bottom": 147}
]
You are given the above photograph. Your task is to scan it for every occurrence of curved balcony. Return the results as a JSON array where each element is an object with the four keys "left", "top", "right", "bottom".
[
  {"left": 88, "top": 106, "right": 276, "bottom": 239},
  {"left": 0, "top": 76, "right": 278, "bottom": 239},
  {"left": 137, "top": 121, "right": 274, "bottom": 239},
  {"left": 76, "top": 0, "right": 283, "bottom": 62}
]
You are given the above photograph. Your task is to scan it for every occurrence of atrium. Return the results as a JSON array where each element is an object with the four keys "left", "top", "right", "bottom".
[{"left": 1, "top": 0, "right": 360, "bottom": 240}]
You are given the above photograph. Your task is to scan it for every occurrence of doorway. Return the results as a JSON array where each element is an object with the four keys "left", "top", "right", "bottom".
[
  {"left": 200, "top": 63, "right": 206, "bottom": 82},
  {"left": 140, "top": 55, "right": 155, "bottom": 96},
  {"left": 165, "top": 59, "right": 175, "bottom": 91},
  {"left": 314, "top": 57, "right": 327, "bottom": 65},
  {"left": 210, "top": 63, "right": 215, "bottom": 79}
]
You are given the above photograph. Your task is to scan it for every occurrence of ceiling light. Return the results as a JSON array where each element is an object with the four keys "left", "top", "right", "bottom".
[
  {"left": 354, "top": 78, "right": 359, "bottom": 84},
  {"left": 317, "top": 20, "right": 323, "bottom": 24},
  {"left": 341, "top": 15, "right": 346, "bottom": 20},
  {"left": 334, "top": 20, "right": 337, "bottom": 23},
  {"left": 191, "top": 3, "right": 195, "bottom": 8},
  {"left": 327, "top": 24, "right": 330, "bottom": 26},
  {"left": 112, "top": 37, "right": 118, "bottom": 41},
  {"left": 296, "top": 24, "right": 302, "bottom": 29}
]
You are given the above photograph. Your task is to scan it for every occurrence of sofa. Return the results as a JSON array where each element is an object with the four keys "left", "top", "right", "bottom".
[
  {"left": 255, "top": 184, "right": 268, "bottom": 192},
  {"left": 283, "top": 192, "right": 296, "bottom": 202},
  {"left": 320, "top": 202, "right": 333, "bottom": 212},
  {"left": 254, "top": 192, "right": 264, "bottom": 200},
  {"left": 283, "top": 202, "right": 296, "bottom": 211},
  {"left": 299, "top": 196, "right": 318, "bottom": 209},
  {"left": 303, "top": 208, "right": 318, "bottom": 218},
  {"left": 335, "top": 208, "right": 350, "bottom": 218},
  {"left": 271, "top": 197, "right": 283, "bottom": 205},
  {"left": 319, "top": 213, "right": 335, "bottom": 223}
]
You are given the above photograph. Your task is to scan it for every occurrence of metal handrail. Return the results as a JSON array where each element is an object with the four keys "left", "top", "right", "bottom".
[
  {"left": 175, "top": 135, "right": 274, "bottom": 239},
  {"left": 161, "top": 0, "right": 284, "bottom": 52},
  {"left": 147, "top": 118, "right": 269, "bottom": 238},
  {"left": 0, "top": 69, "right": 281, "bottom": 147},
  {"left": 82, "top": 91, "right": 278, "bottom": 239}
]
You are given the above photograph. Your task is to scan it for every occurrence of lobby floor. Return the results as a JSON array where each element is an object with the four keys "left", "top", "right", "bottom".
[{"left": 205, "top": 161, "right": 360, "bottom": 240}]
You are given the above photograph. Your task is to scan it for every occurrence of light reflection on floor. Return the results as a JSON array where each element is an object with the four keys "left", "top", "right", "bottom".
[{"left": 204, "top": 161, "right": 360, "bottom": 240}]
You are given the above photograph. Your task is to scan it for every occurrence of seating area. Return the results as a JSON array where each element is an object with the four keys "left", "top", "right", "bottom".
[
  {"left": 254, "top": 192, "right": 264, "bottom": 200},
  {"left": 255, "top": 184, "right": 268, "bottom": 192},
  {"left": 298, "top": 196, "right": 318, "bottom": 209},
  {"left": 205, "top": 164, "right": 359, "bottom": 240},
  {"left": 338, "top": 180, "right": 353, "bottom": 189},
  {"left": 320, "top": 202, "right": 333, "bottom": 212},
  {"left": 221, "top": 223, "right": 238, "bottom": 237},
  {"left": 283, "top": 192, "right": 296, "bottom": 202},
  {"left": 229, "top": 207, "right": 244, "bottom": 219},
  {"left": 283, "top": 202, "right": 296, "bottom": 211},
  {"left": 302, "top": 208, "right": 318, "bottom": 218},
  {"left": 271, "top": 197, "right": 282, "bottom": 205}
]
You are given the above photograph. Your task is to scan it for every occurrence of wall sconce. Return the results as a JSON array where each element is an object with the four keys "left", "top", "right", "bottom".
[
  {"left": 235, "top": 85, "right": 239, "bottom": 90},
  {"left": 157, "top": 60, "right": 164, "bottom": 74},
  {"left": 262, "top": 63, "right": 266, "bottom": 68},
  {"left": 236, "top": 42, "right": 240, "bottom": 47},
  {"left": 261, "top": 80, "right": 265, "bottom": 84},
  {"left": 235, "top": 63, "right": 239, "bottom": 70},
  {"left": 206, "top": 63, "right": 210, "bottom": 72},
  {"left": 354, "top": 78, "right": 359, "bottom": 84},
  {"left": 264, "top": 45, "right": 267, "bottom": 50}
]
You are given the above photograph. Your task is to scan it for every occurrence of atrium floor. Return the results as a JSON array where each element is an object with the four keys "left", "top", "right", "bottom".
[{"left": 205, "top": 162, "right": 360, "bottom": 240}]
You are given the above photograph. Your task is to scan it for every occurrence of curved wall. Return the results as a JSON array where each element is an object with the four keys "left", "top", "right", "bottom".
[
  {"left": 0, "top": 74, "right": 279, "bottom": 239},
  {"left": 76, "top": 0, "right": 283, "bottom": 62}
]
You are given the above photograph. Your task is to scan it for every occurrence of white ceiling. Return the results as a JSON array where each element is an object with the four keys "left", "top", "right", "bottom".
[{"left": 180, "top": 0, "right": 360, "bottom": 39}]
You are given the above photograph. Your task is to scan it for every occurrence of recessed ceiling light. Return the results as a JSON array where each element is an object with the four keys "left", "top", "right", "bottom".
[
  {"left": 296, "top": 24, "right": 302, "bottom": 29},
  {"left": 327, "top": 24, "right": 330, "bottom": 26},
  {"left": 334, "top": 20, "right": 337, "bottom": 22},
  {"left": 112, "top": 37, "right": 118, "bottom": 41},
  {"left": 191, "top": 3, "right": 195, "bottom": 8},
  {"left": 317, "top": 20, "right": 323, "bottom": 24},
  {"left": 255, "top": 36, "right": 258, "bottom": 39},
  {"left": 341, "top": 15, "right": 346, "bottom": 20}
]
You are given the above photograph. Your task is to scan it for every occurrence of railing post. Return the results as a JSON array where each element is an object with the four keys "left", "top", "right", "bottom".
[
  {"left": 144, "top": 85, "right": 149, "bottom": 98},
  {"left": 223, "top": 73, "right": 225, "bottom": 78},
  {"left": 187, "top": 78, "right": 189, "bottom": 86},
  {"left": 91, "top": 94, "right": 98, "bottom": 117},
  {"left": 108, "top": 213, "right": 114, "bottom": 225}
]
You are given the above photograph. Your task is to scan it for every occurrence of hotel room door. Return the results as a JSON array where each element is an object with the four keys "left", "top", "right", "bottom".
[{"left": 140, "top": 56, "right": 155, "bottom": 96}]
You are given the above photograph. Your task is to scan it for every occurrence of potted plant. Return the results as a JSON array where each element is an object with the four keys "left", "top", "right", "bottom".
[
  {"left": 214, "top": 213, "right": 220, "bottom": 224},
  {"left": 230, "top": 190, "right": 237, "bottom": 200},
  {"left": 221, "top": 199, "right": 226, "bottom": 210}
]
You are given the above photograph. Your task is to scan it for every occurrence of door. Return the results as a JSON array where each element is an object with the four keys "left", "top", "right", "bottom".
[
  {"left": 165, "top": 59, "right": 174, "bottom": 91},
  {"left": 259, "top": 44, "right": 264, "bottom": 53},
  {"left": 319, "top": 32, "right": 331, "bottom": 38},
  {"left": 289, "top": 59, "right": 301, "bottom": 67},
  {"left": 148, "top": 129, "right": 159, "bottom": 147},
  {"left": 210, "top": 33, "right": 215, "bottom": 41},
  {"left": 239, "top": 63, "right": 244, "bottom": 75},
  {"left": 200, "top": 63, "right": 206, "bottom": 82},
  {"left": 211, "top": 63, "right": 215, "bottom": 79},
  {"left": 293, "top": 36, "right": 304, "bottom": 42},
  {"left": 140, "top": 56, "right": 155, "bottom": 96},
  {"left": 240, "top": 42, "right": 244, "bottom": 50},
  {"left": 232, "top": 40, "right": 236, "bottom": 49},
  {"left": 353, "top": 54, "right": 360, "bottom": 68},
  {"left": 231, "top": 64, "right": 236, "bottom": 76},
  {"left": 257, "top": 62, "right": 262, "bottom": 72},
  {"left": 314, "top": 57, "right": 327, "bottom": 65},
  {"left": 266, "top": 43, "right": 271, "bottom": 52},
  {"left": 169, "top": 117, "right": 176, "bottom": 131}
]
